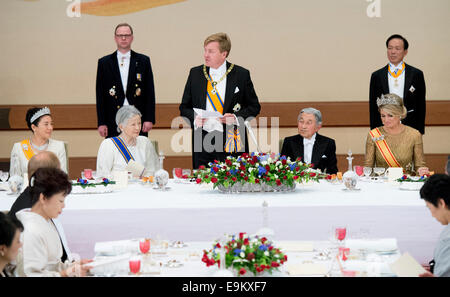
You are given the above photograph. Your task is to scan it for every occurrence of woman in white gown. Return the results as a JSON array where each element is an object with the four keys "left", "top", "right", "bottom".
[
  {"left": 9, "top": 107, "right": 67, "bottom": 178},
  {"left": 16, "top": 168, "right": 92, "bottom": 277},
  {"left": 96, "top": 105, "right": 159, "bottom": 178}
]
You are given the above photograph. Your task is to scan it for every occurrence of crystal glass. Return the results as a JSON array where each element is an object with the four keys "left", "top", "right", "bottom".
[
  {"left": 334, "top": 226, "right": 347, "bottom": 246},
  {"left": 0, "top": 171, "right": 9, "bottom": 183},
  {"left": 182, "top": 169, "right": 191, "bottom": 180},
  {"left": 173, "top": 167, "right": 182, "bottom": 179},
  {"left": 339, "top": 247, "right": 350, "bottom": 261},
  {"left": 139, "top": 239, "right": 150, "bottom": 254},
  {"left": 373, "top": 167, "right": 386, "bottom": 177},
  {"left": 84, "top": 169, "right": 93, "bottom": 180},
  {"left": 353, "top": 166, "right": 364, "bottom": 177},
  {"left": 363, "top": 167, "right": 372, "bottom": 178},
  {"left": 129, "top": 257, "right": 141, "bottom": 275}
]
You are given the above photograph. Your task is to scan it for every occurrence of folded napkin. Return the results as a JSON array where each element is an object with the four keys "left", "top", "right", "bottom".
[
  {"left": 277, "top": 241, "right": 314, "bottom": 252},
  {"left": 88, "top": 254, "right": 130, "bottom": 276},
  {"left": 343, "top": 260, "right": 392, "bottom": 276},
  {"left": 94, "top": 239, "right": 140, "bottom": 256},
  {"left": 287, "top": 263, "right": 328, "bottom": 276},
  {"left": 345, "top": 238, "right": 398, "bottom": 252}
]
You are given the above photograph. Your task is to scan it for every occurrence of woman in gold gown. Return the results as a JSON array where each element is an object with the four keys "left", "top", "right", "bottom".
[{"left": 364, "top": 94, "right": 430, "bottom": 176}]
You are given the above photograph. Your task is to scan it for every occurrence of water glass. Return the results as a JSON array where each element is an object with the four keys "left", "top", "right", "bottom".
[
  {"left": 363, "top": 167, "right": 372, "bottom": 178},
  {"left": 129, "top": 257, "right": 141, "bottom": 275},
  {"left": 0, "top": 171, "right": 10, "bottom": 183}
]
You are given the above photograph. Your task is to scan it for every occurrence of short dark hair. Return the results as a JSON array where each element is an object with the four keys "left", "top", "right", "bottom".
[
  {"left": 30, "top": 168, "right": 72, "bottom": 206},
  {"left": 0, "top": 212, "right": 24, "bottom": 247},
  {"left": 420, "top": 174, "right": 450, "bottom": 209},
  {"left": 386, "top": 34, "right": 409, "bottom": 50},
  {"left": 115, "top": 23, "right": 133, "bottom": 35},
  {"left": 25, "top": 107, "right": 52, "bottom": 132}
]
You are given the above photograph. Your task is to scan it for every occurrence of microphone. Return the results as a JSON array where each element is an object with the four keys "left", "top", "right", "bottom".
[{"left": 244, "top": 120, "right": 261, "bottom": 152}]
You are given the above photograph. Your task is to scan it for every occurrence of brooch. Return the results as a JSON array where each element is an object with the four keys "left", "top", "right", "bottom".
[
  {"left": 233, "top": 103, "right": 241, "bottom": 112},
  {"left": 372, "top": 134, "right": 385, "bottom": 142},
  {"left": 109, "top": 86, "right": 116, "bottom": 96}
]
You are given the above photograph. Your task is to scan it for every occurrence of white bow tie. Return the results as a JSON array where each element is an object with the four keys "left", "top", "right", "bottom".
[{"left": 304, "top": 139, "right": 315, "bottom": 146}]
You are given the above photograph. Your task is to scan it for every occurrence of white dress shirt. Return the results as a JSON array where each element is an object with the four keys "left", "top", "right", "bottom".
[
  {"left": 388, "top": 61, "right": 405, "bottom": 98},
  {"left": 303, "top": 133, "right": 317, "bottom": 164},
  {"left": 117, "top": 50, "right": 131, "bottom": 105}
]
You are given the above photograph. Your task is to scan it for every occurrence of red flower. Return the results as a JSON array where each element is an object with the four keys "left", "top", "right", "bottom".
[
  {"left": 300, "top": 171, "right": 305, "bottom": 176},
  {"left": 222, "top": 165, "right": 227, "bottom": 170},
  {"left": 276, "top": 179, "right": 281, "bottom": 186},
  {"left": 239, "top": 232, "right": 246, "bottom": 239},
  {"left": 226, "top": 159, "right": 232, "bottom": 166},
  {"left": 240, "top": 164, "right": 246, "bottom": 171},
  {"left": 293, "top": 176, "right": 299, "bottom": 180},
  {"left": 284, "top": 255, "right": 288, "bottom": 261},
  {"left": 295, "top": 167, "right": 300, "bottom": 172},
  {"left": 281, "top": 159, "right": 287, "bottom": 165},
  {"left": 261, "top": 237, "right": 267, "bottom": 244},
  {"left": 243, "top": 238, "right": 249, "bottom": 245},
  {"left": 246, "top": 252, "right": 254, "bottom": 260},
  {"left": 223, "top": 176, "right": 228, "bottom": 180},
  {"left": 199, "top": 165, "right": 206, "bottom": 170},
  {"left": 232, "top": 177, "right": 237, "bottom": 182},
  {"left": 204, "top": 175, "right": 209, "bottom": 179},
  {"left": 309, "top": 172, "right": 316, "bottom": 177},
  {"left": 255, "top": 178, "right": 260, "bottom": 184},
  {"left": 241, "top": 153, "right": 249, "bottom": 159},
  {"left": 244, "top": 176, "right": 249, "bottom": 181},
  {"left": 326, "top": 175, "right": 332, "bottom": 180},
  {"left": 211, "top": 177, "right": 218, "bottom": 183},
  {"left": 296, "top": 157, "right": 302, "bottom": 162},
  {"left": 214, "top": 160, "right": 220, "bottom": 164},
  {"left": 268, "top": 246, "right": 273, "bottom": 251},
  {"left": 266, "top": 177, "right": 271, "bottom": 182},
  {"left": 265, "top": 165, "right": 270, "bottom": 171},
  {"left": 196, "top": 178, "right": 202, "bottom": 184},
  {"left": 213, "top": 167, "right": 219, "bottom": 173},
  {"left": 239, "top": 268, "right": 246, "bottom": 275},
  {"left": 252, "top": 156, "right": 258, "bottom": 163},
  {"left": 226, "top": 171, "right": 231, "bottom": 176},
  {"left": 283, "top": 176, "right": 287, "bottom": 180},
  {"left": 216, "top": 243, "right": 221, "bottom": 248},
  {"left": 271, "top": 261, "right": 279, "bottom": 268}
]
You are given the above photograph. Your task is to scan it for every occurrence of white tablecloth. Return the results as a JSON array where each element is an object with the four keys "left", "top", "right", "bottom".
[{"left": 0, "top": 179, "right": 443, "bottom": 263}]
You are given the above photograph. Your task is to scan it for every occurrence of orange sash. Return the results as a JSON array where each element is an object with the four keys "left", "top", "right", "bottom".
[
  {"left": 369, "top": 128, "right": 401, "bottom": 167},
  {"left": 20, "top": 139, "right": 35, "bottom": 161}
]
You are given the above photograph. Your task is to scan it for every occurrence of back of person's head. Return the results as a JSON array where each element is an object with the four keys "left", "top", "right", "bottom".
[
  {"left": 27, "top": 151, "right": 61, "bottom": 179},
  {"left": 0, "top": 212, "right": 24, "bottom": 248},
  {"left": 420, "top": 174, "right": 450, "bottom": 209},
  {"left": 29, "top": 168, "right": 72, "bottom": 206}
]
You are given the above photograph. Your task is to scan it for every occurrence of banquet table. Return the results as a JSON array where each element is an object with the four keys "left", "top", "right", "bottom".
[{"left": 0, "top": 179, "right": 443, "bottom": 264}]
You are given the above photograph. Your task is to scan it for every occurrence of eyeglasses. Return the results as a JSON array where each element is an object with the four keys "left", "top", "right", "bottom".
[{"left": 115, "top": 34, "right": 132, "bottom": 39}]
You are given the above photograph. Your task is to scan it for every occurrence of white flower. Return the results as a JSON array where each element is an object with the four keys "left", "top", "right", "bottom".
[
  {"left": 276, "top": 161, "right": 281, "bottom": 166},
  {"left": 264, "top": 251, "right": 269, "bottom": 256},
  {"left": 240, "top": 252, "right": 245, "bottom": 258},
  {"left": 241, "top": 245, "right": 246, "bottom": 251},
  {"left": 275, "top": 254, "right": 280, "bottom": 258},
  {"left": 274, "top": 174, "right": 278, "bottom": 179},
  {"left": 261, "top": 161, "right": 267, "bottom": 165}
]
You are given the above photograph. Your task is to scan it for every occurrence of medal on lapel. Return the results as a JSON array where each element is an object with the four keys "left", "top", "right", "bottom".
[
  {"left": 109, "top": 86, "right": 116, "bottom": 96},
  {"left": 137, "top": 73, "right": 142, "bottom": 81}
]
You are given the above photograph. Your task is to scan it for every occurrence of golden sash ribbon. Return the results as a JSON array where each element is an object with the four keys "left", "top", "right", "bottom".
[
  {"left": 369, "top": 128, "right": 401, "bottom": 167},
  {"left": 206, "top": 77, "right": 241, "bottom": 153},
  {"left": 20, "top": 139, "right": 35, "bottom": 161}
]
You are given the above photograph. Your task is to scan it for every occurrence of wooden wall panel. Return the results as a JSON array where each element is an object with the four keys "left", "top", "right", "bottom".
[{"left": 1, "top": 101, "right": 449, "bottom": 130}]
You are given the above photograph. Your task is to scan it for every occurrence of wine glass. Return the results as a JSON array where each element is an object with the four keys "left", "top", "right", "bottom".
[
  {"left": 139, "top": 239, "right": 150, "bottom": 254},
  {"left": 182, "top": 169, "right": 191, "bottom": 180},
  {"left": 172, "top": 168, "right": 182, "bottom": 182},
  {"left": 339, "top": 247, "right": 350, "bottom": 262},
  {"left": 129, "top": 257, "right": 141, "bottom": 275},
  {"left": 373, "top": 167, "right": 386, "bottom": 178},
  {"left": 334, "top": 226, "right": 347, "bottom": 247},
  {"left": 353, "top": 166, "right": 364, "bottom": 177},
  {"left": 363, "top": 167, "right": 372, "bottom": 179},
  {"left": 0, "top": 171, "right": 9, "bottom": 183}
]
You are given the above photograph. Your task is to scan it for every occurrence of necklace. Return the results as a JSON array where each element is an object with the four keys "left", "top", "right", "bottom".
[
  {"left": 203, "top": 63, "right": 234, "bottom": 87},
  {"left": 30, "top": 139, "right": 49, "bottom": 151}
]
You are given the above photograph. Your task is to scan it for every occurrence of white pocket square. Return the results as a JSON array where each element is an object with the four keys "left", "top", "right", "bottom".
[
  {"left": 409, "top": 86, "right": 415, "bottom": 93},
  {"left": 321, "top": 155, "right": 327, "bottom": 159},
  {"left": 234, "top": 86, "right": 240, "bottom": 93}
]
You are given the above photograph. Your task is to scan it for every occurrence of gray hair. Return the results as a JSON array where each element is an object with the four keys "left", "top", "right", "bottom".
[
  {"left": 115, "top": 105, "right": 142, "bottom": 132},
  {"left": 298, "top": 107, "right": 322, "bottom": 126}
]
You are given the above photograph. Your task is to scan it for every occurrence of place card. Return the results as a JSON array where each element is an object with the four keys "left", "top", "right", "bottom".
[{"left": 389, "top": 252, "right": 426, "bottom": 277}]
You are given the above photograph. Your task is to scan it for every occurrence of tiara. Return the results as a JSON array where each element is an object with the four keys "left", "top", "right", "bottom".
[
  {"left": 376, "top": 94, "right": 399, "bottom": 107},
  {"left": 30, "top": 107, "right": 51, "bottom": 123}
]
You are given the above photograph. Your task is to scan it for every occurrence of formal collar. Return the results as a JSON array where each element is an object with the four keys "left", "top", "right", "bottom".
[
  {"left": 209, "top": 60, "right": 227, "bottom": 75},
  {"left": 117, "top": 50, "right": 131, "bottom": 60},
  {"left": 303, "top": 133, "right": 317, "bottom": 145},
  {"left": 389, "top": 61, "right": 404, "bottom": 71}
]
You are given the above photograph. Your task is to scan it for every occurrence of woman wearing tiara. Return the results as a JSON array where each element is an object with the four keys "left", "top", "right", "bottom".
[
  {"left": 364, "top": 94, "right": 430, "bottom": 176},
  {"left": 96, "top": 105, "right": 159, "bottom": 178},
  {"left": 9, "top": 107, "right": 67, "bottom": 178}
]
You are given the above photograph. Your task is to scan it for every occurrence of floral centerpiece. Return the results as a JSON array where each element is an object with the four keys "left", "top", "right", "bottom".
[
  {"left": 72, "top": 178, "right": 116, "bottom": 188},
  {"left": 194, "top": 152, "right": 323, "bottom": 193},
  {"left": 202, "top": 232, "right": 287, "bottom": 276},
  {"left": 396, "top": 175, "right": 429, "bottom": 183}
]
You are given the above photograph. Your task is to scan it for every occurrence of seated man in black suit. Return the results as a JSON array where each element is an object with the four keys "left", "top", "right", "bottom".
[{"left": 281, "top": 107, "right": 338, "bottom": 174}]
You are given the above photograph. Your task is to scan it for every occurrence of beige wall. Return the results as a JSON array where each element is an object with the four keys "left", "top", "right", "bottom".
[{"left": 1, "top": 0, "right": 450, "bottom": 104}]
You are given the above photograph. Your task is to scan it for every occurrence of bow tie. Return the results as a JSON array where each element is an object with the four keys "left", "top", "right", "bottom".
[{"left": 304, "top": 138, "right": 315, "bottom": 146}]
